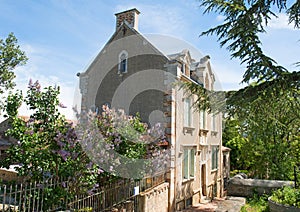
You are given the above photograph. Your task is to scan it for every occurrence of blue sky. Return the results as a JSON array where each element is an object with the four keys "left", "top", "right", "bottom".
[{"left": 0, "top": 0, "right": 299, "bottom": 119}]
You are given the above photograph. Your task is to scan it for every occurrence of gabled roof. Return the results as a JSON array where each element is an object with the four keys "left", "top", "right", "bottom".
[
  {"left": 81, "top": 21, "right": 169, "bottom": 76},
  {"left": 167, "top": 49, "right": 193, "bottom": 64}
]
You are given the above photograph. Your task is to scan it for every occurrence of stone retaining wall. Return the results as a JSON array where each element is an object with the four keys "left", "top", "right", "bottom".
[
  {"left": 227, "top": 178, "right": 294, "bottom": 197},
  {"left": 138, "top": 182, "right": 169, "bottom": 212}
]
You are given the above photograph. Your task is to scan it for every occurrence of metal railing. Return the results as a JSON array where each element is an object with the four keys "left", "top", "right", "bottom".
[{"left": 0, "top": 172, "right": 166, "bottom": 211}]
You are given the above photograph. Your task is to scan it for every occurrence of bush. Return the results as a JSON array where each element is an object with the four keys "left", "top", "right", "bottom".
[
  {"left": 241, "top": 193, "right": 269, "bottom": 212},
  {"left": 270, "top": 186, "right": 300, "bottom": 208},
  {"left": 230, "top": 169, "right": 249, "bottom": 177}
]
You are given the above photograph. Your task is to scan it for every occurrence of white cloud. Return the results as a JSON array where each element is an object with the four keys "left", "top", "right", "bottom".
[
  {"left": 268, "top": 13, "right": 295, "bottom": 30},
  {"left": 115, "top": 4, "right": 186, "bottom": 37},
  {"left": 211, "top": 62, "right": 245, "bottom": 91},
  {"left": 13, "top": 67, "right": 77, "bottom": 121},
  {"left": 8, "top": 43, "right": 78, "bottom": 121},
  {"left": 145, "top": 34, "right": 204, "bottom": 58},
  {"left": 216, "top": 15, "right": 225, "bottom": 22}
]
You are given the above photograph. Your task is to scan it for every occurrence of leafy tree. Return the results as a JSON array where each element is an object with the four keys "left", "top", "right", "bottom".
[
  {"left": 0, "top": 33, "right": 27, "bottom": 94},
  {"left": 1, "top": 80, "right": 169, "bottom": 209},
  {"left": 182, "top": 0, "right": 300, "bottom": 179},
  {"left": 200, "top": 0, "right": 299, "bottom": 84},
  {"left": 1, "top": 80, "right": 99, "bottom": 188},
  {"left": 222, "top": 118, "right": 248, "bottom": 170},
  {"left": 182, "top": 0, "right": 299, "bottom": 114},
  {"left": 223, "top": 89, "right": 299, "bottom": 179}
]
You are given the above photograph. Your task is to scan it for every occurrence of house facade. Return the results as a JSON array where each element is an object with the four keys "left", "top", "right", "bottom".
[{"left": 79, "top": 8, "right": 226, "bottom": 211}]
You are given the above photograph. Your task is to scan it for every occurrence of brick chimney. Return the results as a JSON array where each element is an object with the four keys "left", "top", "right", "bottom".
[{"left": 115, "top": 8, "right": 140, "bottom": 31}]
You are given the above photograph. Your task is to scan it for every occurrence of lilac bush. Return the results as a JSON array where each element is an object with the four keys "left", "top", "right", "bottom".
[{"left": 75, "top": 105, "right": 170, "bottom": 180}]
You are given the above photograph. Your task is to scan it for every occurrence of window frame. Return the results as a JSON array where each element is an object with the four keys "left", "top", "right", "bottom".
[
  {"left": 118, "top": 50, "right": 128, "bottom": 74},
  {"left": 182, "top": 147, "right": 196, "bottom": 180},
  {"left": 211, "top": 114, "right": 217, "bottom": 132},
  {"left": 200, "top": 110, "right": 206, "bottom": 129},
  {"left": 211, "top": 145, "right": 219, "bottom": 171},
  {"left": 184, "top": 97, "right": 192, "bottom": 127}
]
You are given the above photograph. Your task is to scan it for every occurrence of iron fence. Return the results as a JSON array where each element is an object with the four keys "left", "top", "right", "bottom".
[{"left": 0, "top": 172, "right": 166, "bottom": 211}]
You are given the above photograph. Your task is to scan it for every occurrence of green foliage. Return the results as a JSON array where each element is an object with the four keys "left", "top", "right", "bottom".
[
  {"left": 200, "top": 0, "right": 299, "bottom": 84},
  {"left": 271, "top": 186, "right": 300, "bottom": 208},
  {"left": 241, "top": 193, "right": 269, "bottom": 212},
  {"left": 230, "top": 169, "right": 249, "bottom": 177},
  {"left": 193, "top": 0, "right": 300, "bottom": 113},
  {"left": 0, "top": 33, "right": 27, "bottom": 114},
  {"left": 223, "top": 118, "right": 248, "bottom": 170},
  {"left": 0, "top": 80, "right": 99, "bottom": 209},
  {"left": 75, "top": 208, "right": 93, "bottom": 212},
  {"left": 96, "top": 107, "right": 147, "bottom": 160},
  {"left": 183, "top": 0, "right": 300, "bottom": 180},
  {"left": 76, "top": 106, "right": 168, "bottom": 180},
  {"left": 0, "top": 33, "right": 27, "bottom": 94},
  {"left": 222, "top": 88, "right": 300, "bottom": 179}
]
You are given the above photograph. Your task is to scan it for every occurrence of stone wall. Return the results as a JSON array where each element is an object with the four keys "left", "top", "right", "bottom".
[
  {"left": 0, "top": 169, "right": 24, "bottom": 183},
  {"left": 227, "top": 178, "right": 294, "bottom": 197},
  {"left": 138, "top": 182, "right": 169, "bottom": 212}
]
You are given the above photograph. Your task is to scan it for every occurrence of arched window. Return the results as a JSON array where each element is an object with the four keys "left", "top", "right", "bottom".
[{"left": 118, "top": 50, "right": 128, "bottom": 73}]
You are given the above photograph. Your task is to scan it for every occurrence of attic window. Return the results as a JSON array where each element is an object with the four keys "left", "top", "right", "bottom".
[
  {"left": 181, "top": 64, "right": 185, "bottom": 73},
  {"left": 122, "top": 26, "right": 127, "bottom": 36},
  {"left": 118, "top": 51, "right": 128, "bottom": 74}
]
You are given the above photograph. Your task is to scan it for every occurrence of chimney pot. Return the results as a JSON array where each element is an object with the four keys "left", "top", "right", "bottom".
[{"left": 115, "top": 8, "right": 140, "bottom": 31}]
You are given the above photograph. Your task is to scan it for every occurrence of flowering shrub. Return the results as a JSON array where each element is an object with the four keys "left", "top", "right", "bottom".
[
  {"left": 0, "top": 79, "right": 170, "bottom": 210},
  {"left": 1, "top": 80, "right": 99, "bottom": 196},
  {"left": 76, "top": 105, "right": 170, "bottom": 180}
]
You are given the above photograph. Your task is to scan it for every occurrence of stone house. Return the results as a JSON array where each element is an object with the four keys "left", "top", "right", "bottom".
[
  {"left": 0, "top": 118, "right": 15, "bottom": 161},
  {"left": 0, "top": 118, "right": 25, "bottom": 183},
  {"left": 78, "top": 8, "right": 228, "bottom": 211}
]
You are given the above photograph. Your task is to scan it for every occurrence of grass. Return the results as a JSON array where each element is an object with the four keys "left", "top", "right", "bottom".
[{"left": 240, "top": 194, "right": 269, "bottom": 212}]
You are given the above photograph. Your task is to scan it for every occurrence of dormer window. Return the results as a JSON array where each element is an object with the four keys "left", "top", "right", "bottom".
[
  {"left": 181, "top": 63, "right": 185, "bottom": 73},
  {"left": 118, "top": 50, "right": 128, "bottom": 74}
]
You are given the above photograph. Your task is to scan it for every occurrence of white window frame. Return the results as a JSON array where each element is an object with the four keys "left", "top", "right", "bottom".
[
  {"left": 184, "top": 97, "right": 192, "bottom": 127},
  {"left": 211, "top": 146, "right": 219, "bottom": 170},
  {"left": 182, "top": 147, "right": 195, "bottom": 180},
  {"left": 211, "top": 114, "right": 216, "bottom": 132},
  {"left": 118, "top": 50, "right": 128, "bottom": 74},
  {"left": 200, "top": 110, "right": 206, "bottom": 129}
]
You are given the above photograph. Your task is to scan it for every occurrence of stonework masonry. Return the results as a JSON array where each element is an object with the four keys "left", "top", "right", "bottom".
[{"left": 228, "top": 178, "right": 294, "bottom": 197}]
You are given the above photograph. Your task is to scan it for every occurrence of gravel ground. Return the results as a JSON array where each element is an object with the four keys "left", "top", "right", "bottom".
[{"left": 182, "top": 196, "right": 246, "bottom": 212}]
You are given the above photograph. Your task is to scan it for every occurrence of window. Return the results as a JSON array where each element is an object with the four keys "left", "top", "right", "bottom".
[
  {"left": 182, "top": 148, "right": 195, "bottom": 180},
  {"left": 181, "top": 63, "right": 185, "bottom": 73},
  {"left": 118, "top": 51, "right": 128, "bottom": 73},
  {"left": 211, "top": 114, "right": 216, "bottom": 132},
  {"left": 200, "top": 110, "right": 206, "bottom": 129},
  {"left": 184, "top": 97, "right": 192, "bottom": 127},
  {"left": 211, "top": 146, "right": 219, "bottom": 170}
]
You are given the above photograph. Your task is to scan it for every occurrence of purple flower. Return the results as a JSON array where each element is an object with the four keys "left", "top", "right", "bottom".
[
  {"left": 25, "top": 130, "right": 34, "bottom": 135},
  {"left": 61, "top": 181, "right": 67, "bottom": 188},
  {"left": 57, "top": 150, "right": 70, "bottom": 161},
  {"left": 59, "top": 102, "right": 67, "bottom": 108},
  {"left": 87, "top": 189, "right": 94, "bottom": 196},
  {"left": 71, "top": 152, "right": 79, "bottom": 159},
  {"left": 33, "top": 80, "right": 41, "bottom": 91},
  {"left": 37, "top": 183, "right": 44, "bottom": 189},
  {"left": 86, "top": 161, "right": 93, "bottom": 169},
  {"left": 56, "top": 140, "right": 66, "bottom": 148},
  {"left": 28, "top": 79, "right": 33, "bottom": 88}
]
